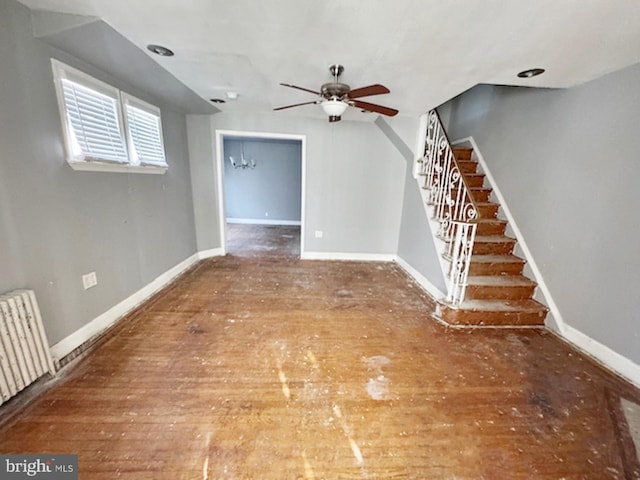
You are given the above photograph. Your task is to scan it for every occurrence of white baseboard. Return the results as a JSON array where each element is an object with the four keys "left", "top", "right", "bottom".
[
  {"left": 50, "top": 249, "right": 225, "bottom": 361},
  {"left": 227, "top": 218, "right": 301, "bottom": 226},
  {"left": 301, "top": 251, "right": 395, "bottom": 262},
  {"left": 198, "top": 247, "right": 225, "bottom": 259},
  {"left": 393, "top": 255, "right": 445, "bottom": 301},
  {"left": 558, "top": 325, "right": 640, "bottom": 389}
]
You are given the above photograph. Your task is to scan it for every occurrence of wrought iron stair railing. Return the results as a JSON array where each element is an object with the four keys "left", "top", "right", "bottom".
[{"left": 416, "top": 110, "right": 478, "bottom": 305}]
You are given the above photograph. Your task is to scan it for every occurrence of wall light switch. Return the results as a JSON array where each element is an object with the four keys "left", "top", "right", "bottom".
[{"left": 315, "top": 230, "right": 323, "bottom": 238}]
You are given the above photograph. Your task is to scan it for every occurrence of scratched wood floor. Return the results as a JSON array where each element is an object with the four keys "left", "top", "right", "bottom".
[{"left": 1, "top": 224, "right": 639, "bottom": 479}]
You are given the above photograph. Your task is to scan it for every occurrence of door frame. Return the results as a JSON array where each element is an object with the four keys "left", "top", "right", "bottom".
[{"left": 214, "top": 129, "right": 307, "bottom": 255}]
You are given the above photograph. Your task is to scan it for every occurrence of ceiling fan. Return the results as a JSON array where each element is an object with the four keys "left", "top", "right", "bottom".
[{"left": 274, "top": 64, "right": 399, "bottom": 122}]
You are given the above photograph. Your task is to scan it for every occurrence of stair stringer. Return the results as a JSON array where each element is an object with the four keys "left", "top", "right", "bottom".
[
  {"left": 451, "top": 136, "right": 565, "bottom": 333},
  {"left": 408, "top": 176, "right": 456, "bottom": 305}
]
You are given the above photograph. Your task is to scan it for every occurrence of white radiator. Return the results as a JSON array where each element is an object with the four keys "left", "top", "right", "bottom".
[{"left": 0, "top": 290, "right": 56, "bottom": 406}]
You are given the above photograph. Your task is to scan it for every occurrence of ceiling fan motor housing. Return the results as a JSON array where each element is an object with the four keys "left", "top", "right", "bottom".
[{"left": 321, "top": 82, "right": 350, "bottom": 100}]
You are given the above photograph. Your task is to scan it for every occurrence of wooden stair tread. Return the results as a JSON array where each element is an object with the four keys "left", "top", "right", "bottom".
[
  {"left": 467, "top": 275, "right": 536, "bottom": 287},
  {"left": 468, "top": 254, "right": 525, "bottom": 276},
  {"left": 453, "top": 187, "right": 491, "bottom": 194},
  {"left": 444, "top": 252, "right": 523, "bottom": 263},
  {"left": 470, "top": 254, "right": 525, "bottom": 264},
  {"left": 439, "top": 298, "right": 548, "bottom": 326},
  {"left": 474, "top": 235, "right": 516, "bottom": 243},
  {"left": 449, "top": 298, "right": 547, "bottom": 313},
  {"left": 473, "top": 236, "right": 516, "bottom": 255},
  {"left": 442, "top": 235, "right": 515, "bottom": 245},
  {"left": 476, "top": 218, "right": 506, "bottom": 224}
]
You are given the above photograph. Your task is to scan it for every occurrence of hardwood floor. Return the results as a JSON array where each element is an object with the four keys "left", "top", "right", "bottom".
[{"left": 0, "top": 226, "right": 639, "bottom": 478}]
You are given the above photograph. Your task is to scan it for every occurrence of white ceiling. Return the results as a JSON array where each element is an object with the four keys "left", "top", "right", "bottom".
[{"left": 18, "top": 0, "right": 640, "bottom": 121}]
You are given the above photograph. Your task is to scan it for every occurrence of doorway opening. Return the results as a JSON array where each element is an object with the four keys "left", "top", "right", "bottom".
[{"left": 215, "top": 130, "right": 306, "bottom": 258}]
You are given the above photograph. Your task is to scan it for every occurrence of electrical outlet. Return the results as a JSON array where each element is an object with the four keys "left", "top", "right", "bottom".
[
  {"left": 82, "top": 272, "right": 97, "bottom": 290},
  {"left": 315, "top": 230, "right": 323, "bottom": 238},
  {"left": 265, "top": 212, "right": 269, "bottom": 217}
]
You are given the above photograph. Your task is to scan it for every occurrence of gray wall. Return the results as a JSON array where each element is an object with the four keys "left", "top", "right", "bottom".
[
  {"left": 396, "top": 163, "right": 447, "bottom": 293},
  {"left": 223, "top": 138, "right": 302, "bottom": 223},
  {"left": 187, "top": 115, "right": 220, "bottom": 252},
  {"left": 0, "top": 0, "right": 197, "bottom": 345},
  {"left": 189, "top": 112, "right": 407, "bottom": 255},
  {"left": 445, "top": 65, "right": 640, "bottom": 364}
]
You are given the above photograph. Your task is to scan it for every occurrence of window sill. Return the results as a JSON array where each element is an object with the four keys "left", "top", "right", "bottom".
[{"left": 68, "top": 161, "right": 168, "bottom": 175}]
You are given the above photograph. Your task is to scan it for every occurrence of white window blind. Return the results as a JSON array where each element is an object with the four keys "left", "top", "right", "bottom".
[
  {"left": 61, "top": 78, "right": 128, "bottom": 164},
  {"left": 52, "top": 59, "right": 168, "bottom": 174},
  {"left": 125, "top": 102, "right": 166, "bottom": 166}
]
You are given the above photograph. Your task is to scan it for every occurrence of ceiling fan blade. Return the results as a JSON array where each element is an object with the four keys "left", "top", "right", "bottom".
[
  {"left": 353, "top": 100, "right": 399, "bottom": 117},
  {"left": 280, "top": 83, "right": 320, "bottom": 95},
  {"left": 348, "top": 84, "right": 390, "bottom": 99},
  {"left": 273, "top": 101, "right": 318, "bottom": 111}
]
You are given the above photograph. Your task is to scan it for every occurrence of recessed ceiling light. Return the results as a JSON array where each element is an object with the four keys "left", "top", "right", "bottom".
[
  {"left": 210, "top": 98, "right": 226, "bottom": 104},
  {"left": 226, "top": 92, "right": 238, "bottom": 100},
  {"left": 146, "top": 44, "right": 174, "bottom": 57},
  {"left": 517, "top": 68, "right": 545, "bottom": 78}
]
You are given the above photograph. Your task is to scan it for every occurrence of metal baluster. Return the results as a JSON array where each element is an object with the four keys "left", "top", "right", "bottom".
[{"left": 417, "top": 109, "right": 479, "bottom": 305}]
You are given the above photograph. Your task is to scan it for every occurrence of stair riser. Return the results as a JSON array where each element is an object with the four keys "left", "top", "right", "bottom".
[
  {"left": 463, "top": 175, "right": 485, "bottom": 188},
  {"left": 470, "top": 190, "right": 491, "bottom": 202},
  {"left": 452, "top": 189, "right": 491, "bottom": 203},
  {"left": 468, "top": 262, "right": 524, "bottom": 276},
  {"left": 440, "top": 309, "right": 546, "bottom": 327},
  {"left": 472, "top": 242, "right": 515, "bottom": 255},
  {"left": 475, "top": 223, "right": 507, "bottom": 236},
  {"left": 465, "top": 285, "right": 536, "bottom": 301},
  {"left": 456, "top": 161, "right": 477, "bottom": 174},
  {"left": 477, "top": 204, "right": 499, "bottom": 218},
  {"left": 452, "top": 148, "right": 473, "bottom": 160}
]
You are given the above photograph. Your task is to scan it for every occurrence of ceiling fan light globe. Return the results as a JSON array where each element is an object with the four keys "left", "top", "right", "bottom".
[{"left": 321, "top": 100, "right": 348, "bottom": 117}]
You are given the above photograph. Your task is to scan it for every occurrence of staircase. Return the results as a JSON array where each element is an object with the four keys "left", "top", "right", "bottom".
[
  {"left": 416, "top": 111, "right": 548, "bottom": 327},
  {"left": 437, "top": 146, "right": 548, "bottom": 326}
]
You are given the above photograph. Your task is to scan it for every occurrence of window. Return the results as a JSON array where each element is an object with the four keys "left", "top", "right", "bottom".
[{"left": 51, "top": 59, "right": 167, "bottom": 174}]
